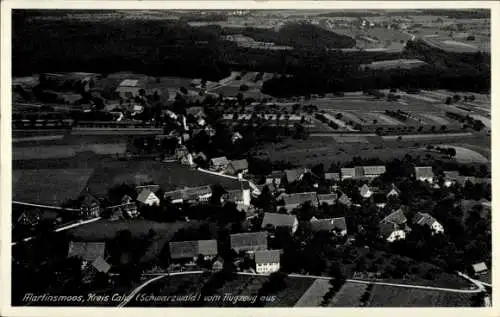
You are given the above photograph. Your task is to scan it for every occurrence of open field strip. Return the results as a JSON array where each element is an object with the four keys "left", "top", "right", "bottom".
[
  {"left": 329, "top": 282, "right": 367, "bottom": 307},
  {"left": 403, "top": 94, "right": 440, "bottom": 103},
  {"left": 294, "top": 279, "right": 331, "bottom": 307},
  {"left": 371, "top": 113, "right": 403, "bottom": 125},
  {"left": 382, "top": 132, "right": 473, "bottom": 141},
  {"left": 438, "top": 145, "right": 489, "bottom": 164},
  {"left": 469, "top": 114, "right": 491, "bottom": 129},
  {"left": 419, "top": 113, "right": 451, "bottom": 125},
  {"left": 339, "top": 111, "right": 365, "bottom": 124},
  {"left": 12, "top": 135, "right": 64, "bottom": 143}
]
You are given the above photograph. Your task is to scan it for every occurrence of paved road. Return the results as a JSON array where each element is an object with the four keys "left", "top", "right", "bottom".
[{"left": 119, "top": 270, "right": 482, "bottom": 307}]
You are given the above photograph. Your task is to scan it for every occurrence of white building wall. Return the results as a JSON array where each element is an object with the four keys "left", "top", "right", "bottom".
[
  {"left": 145, "top": 193, "right": 160, "bottom": 206},
  {"left": 387, "top": 230, "right": 406, "bottom": 242},
  {"left": 256, "top": 262, "right": 280, "bottom": 274}
]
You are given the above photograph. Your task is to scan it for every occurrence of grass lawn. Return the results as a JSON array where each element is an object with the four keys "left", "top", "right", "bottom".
[
  {"left": 367, "top": 285, "right": 474, "bottom": 307},
  {"left": 294, "top": 279, "right": 332, "bottom": 307},
  {"left": 263, "top": 276, "right": 314, "bottom": 307},
  {"left": 13, "top": 168, "right": 95, "bottom": 206},
  {"left": 329, "top": 282, "right": 367, "bottom": 307}
]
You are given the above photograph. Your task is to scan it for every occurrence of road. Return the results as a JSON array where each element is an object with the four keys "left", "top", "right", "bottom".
[
  {"left": 118, "top": 270, "right": 483, "bottom": 307},
  {"left": 11, "top": 217, "right": 101, "bottom": 246}
]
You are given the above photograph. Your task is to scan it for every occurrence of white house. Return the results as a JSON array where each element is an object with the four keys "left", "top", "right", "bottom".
[
  {"left": 415, "top": 166, "right": 434, "bottom": 183},
  {"left": 254, "top": 250, "right": 281, "bottom": 274},
  {"left": 136, "top": 189, "right": 160, "bottom": 206}
]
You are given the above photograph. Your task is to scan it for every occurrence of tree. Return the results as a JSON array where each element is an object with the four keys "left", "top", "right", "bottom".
[
  {"left": 445, "top": 97, "right": 453, "bottom": 104},
  {"left": 239, "top": 84, "right": 249, "bottom": 91}
]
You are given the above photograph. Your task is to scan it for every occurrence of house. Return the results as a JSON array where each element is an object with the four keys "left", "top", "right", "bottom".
[
  {"left": 443, "top": 171, "right": 460, "bottom": 187},
  {"left": 224, "top": 189, "right": 251, "bottom": 211},
  {"left": 106, "top": 195, "right": 138, "bottom": 220},
  {"left": 281, "top": 192, "right": 318, "bottom": 212},
  {"left": 381, "top": 208, "right": 408, "bottom": 226},
  {"left": 82, "top": 256, "right": 112, "bottom": 284},
  {"left": 379, "top": 222, "right": 406, "bottom": 243},
  {"left": 359, "top": 184, "right": 373, "bottom": 199},
  {"left": 17, "top": 209, "right": 61, "bottom": 227},
  {"left": 265, "top": 171, "right": 283, "bottom": 186},
  {"left": 226, "top": 159, "right": 249, "bottom": 176},
  {"left": 413, "top": 212, "right": 444, "bottom": 234},
  {"left": 68, "top": 241, "right": 106, "bottom": 266},
  {"left": 136, "top": 189, "right": 160, "bottom": 206},
  {"left": 115, "top": 78, "right": 145, "bottom": 99},
  {"left": 231, "top": 132, "right": 243, "bottom": 143},
  {"left": 185, "top": 106, "right": 205, "bottom": 119},
  {"left": 373, "top": 193, "right": 387, "bottom": 208},
  {"left": 284, "top": 168, "right": 310, "bottom": 183},
  {"left": 163, "top": 189, "right": 184, "bottom": 204},
  {"left": 254, "top": 250, "right": 281, "bottom": 274},
  {"left": 183, "top": 186, "right": 213, "bottom": 203},
  {"left": 324, "top": 172, "right": 340, "bottom": 182},
  {"left": 341, "top": 168, "right": 356, "bottom": 180},
  {"left": 230, "top": 232, "right": 268, "bottom": 253},
  {"left": 415, "top": 166, "right": 434, "bottom": 183},
  {"left": 79, "top": 194, "right": 101, "bottom": 218},
  {"left": 337, "top": 193, "right": 352, "bottom": 206},
  {"left": 472, "top": 262, "right": 488, "bottom": 276},
  {"left": 211, "top": 256, "right": 224, "bottom": 271},
  {"left": 261, "top": 212, "right": 299, "bottom": 234},
  {"left": 310, "top": 217, "right": 347, "bottom": 236},
  {"left": 386, "top": 185, "right": 400, "bottom": 198},
  {"left": 359, "top": 165, "right": 386, "bottom": 178},
  {"left": 209, "top": 156, "right": 230, "bottom": 172},
  {"left": 169, "top": 240, "right": 218, "bottom": 261},
  {"left": 317, "top": 193, "right": 338, "bottom": 206}
]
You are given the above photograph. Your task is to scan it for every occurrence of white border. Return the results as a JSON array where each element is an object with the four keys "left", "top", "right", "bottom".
[{"left": 1, "top": 2, "right": 498, "bottom": 317}]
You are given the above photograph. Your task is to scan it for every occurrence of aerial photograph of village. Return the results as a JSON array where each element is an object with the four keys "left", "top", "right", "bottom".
[{"left": 9, "top": 8, "right": 491, "bottom": 308}]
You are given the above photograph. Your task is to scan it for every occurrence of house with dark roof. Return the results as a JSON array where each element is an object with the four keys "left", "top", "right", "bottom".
[
  {"left": 310, "top": 217, "right": 347, "bottom": 236},
  {"left": 281, "top": 192, "right": 318, "bottom": 212},
  {"left": 169, "top": 240, "right": 218, "bottom": 261},
  {"left": 209, "top": 156, "right": 230, "bottom": 172},
  {"left": 412, "top": 212, "right": 444, "bottom": 234},
  {"left": 341, "top": 168, "right": 356, "bottom": 180},
  {"left": 415, "top": 166, "right": 434, "bottom": 183},
  {"left": 254, "top": 250, "right": 281, "bottom": 274},
  {"left": 79, "top": 194, "right": 101, "bottom": 218},
  {"left": 224, "top": 189, "right": 252, "bottom": 211},
  {"left": 360, "top": 166, "right": 386, "bottom": 178},
  {"left": 82, "top": 256, "right": 112, "bottom": 284},
  {"left": 225, "top": 159, "right": 249, "bottom": 176},
  {"left": 317, "top": 193, "right": 338, "bottom": 206},
  {"left": 284, "top": 168, "right": 310, "bottom": 183},
  {"left": 379, "top": 222, "right": 406, "bottom": 243},
  {"left": 265, "top": 171, "right": 284, "bottom": 187},
  {"left": 106, "top": 195, "right": 138, "bottom": 220},
  {"left": 261, "top": 212, "right": 299, "bottom": 234},
  {"left": 230, "top": 232, "right": 268, "bottom": 253},
  {"left": 68, "top": 241, "right": 106, "bottom": 265}
]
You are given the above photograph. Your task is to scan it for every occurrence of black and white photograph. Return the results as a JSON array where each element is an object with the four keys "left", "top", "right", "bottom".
[{"left": 2, "top": 2, "right": 496, "bottom": 313}]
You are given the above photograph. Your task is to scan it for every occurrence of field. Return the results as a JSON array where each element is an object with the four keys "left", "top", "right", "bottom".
[
  {"left": 294, "top": 279, "right": 332, "bottom": 307},
  {"left": 329, "top": 282, "right": 367, "bottom": 307},
  {"left": 12, "top": 168, "right": 94, "bottom": 205},
  {"left": 13, "top": 143, "right": 127, "bottom": 160},
  {"left": 84, "top": 161, "right": 245, "bottom": 196},
  {"left": 438, "top": 145, "right": 489, "bottom": 164},
  {"left": 366, "top": 285, "right": 474, "bottom": 307}
]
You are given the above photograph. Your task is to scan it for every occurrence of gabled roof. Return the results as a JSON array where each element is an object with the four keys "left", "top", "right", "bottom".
[
  {"left": 386, "top": 188, "right": 400, "bottom": 197},
  {"left": 164, "top": 189, "right": 184, "bottom": 201},
  {"left": 381, "top": 209, "right": 407, "bottom": 225},
  {"left": 284, "top": 168, "right": 309, "bottom": 183},
  {"left": 183, "top": 186, "right": 212, "bottom": 200},
  {"left": 415, "top": 166, "right": 434, "bottom": 179},
  {"left": 228, "top": 159, "right": 249, "bottom": 172},
  {"left": 68, "top": 241, "right": 105, "bottom": 261},
  {"left": 92, "top": 256, "right": 111, "bottom": 273},
  {"left": 444, "top": 171, "right": 460, "bottom": 180},
  {"left": 379, "top": 222, "right": 399, "bottom": 237},
  {"left": 359, "top": 184, "right": 372, "bottom": 196},
  {"left": 169, "top": 240, "right": 218, "bottom": 259},
  {"left": 210, "top": 156, "right": 229, "bottom": 166},
  {"left": 81, "top": 194, "right": 100, "bottom": 206},
  {"left": 413, "top": 212, "right": 438, "bottom": 227},
  {"left": 472, "top": 262, "right": 488, "bottom": 273},
  {"left": 341, "top": 168, "right": 355, "bottom": 178},
  {"left": 262, "top": 212, "right": 298, "bottom": 229},
  {"left": 317, "top": 193, "right": 338, "bottom": 204},
  {"left": 230, "top": 232, "right": 268, "bottom": 250},
  {"left": 267, "top": 171, "right": 284, "bottom": 179},
  {"left": 361, "top": 165, "right": 387, "bottom": 175},
  {"left": 136, "top": 189, "right": 157, "bottom": 203},
  {"left": 254, "top": 250, "right": 281, "bottom": 264},
  {"left": 282, "top": 192, "right": 318, "bottom": 207},
  {"left": 310, "top": 217, "right": 347, "bottom": 232},
  {"left": 324, "top": 172, "right": 340, "bottom": 180},
  {"left": 225, "top": 189, "right": 245, "bottom": 202}
]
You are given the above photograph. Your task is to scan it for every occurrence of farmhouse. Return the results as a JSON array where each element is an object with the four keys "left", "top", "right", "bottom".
[
  {"left": 341, "top": 168, "right": 356, "bottom": 180},
  {"left": 82, "top": 256, "right": 112, "bottom": 284},
  {"left": 169, "top": 240, "right": 218, "bottom": 261},
  {"left": 225, "top": 159, "right": 249, "bottom": 176},
  {"left": 413, "top": 212, "right": 444, "bottom": 234},
  {"left": 359, "top": 184, "right": 373, "bottom": 199},
  {"left": 386, "top": 185, "right": 401, "bottom": 198},
  {"left": 284, "top": 168, "right": 311, "bottom": 183},
  {"left": 115, "top": 78, "right": 146, "bottom": 100},
  {"left": 265, "top": 171, "right": 283, "bottom": 186},
  {"left": 379, "top": 222, "right": 406, "bottom": 243},
  {"left": 17, "top": 209, "right": 61, "bottom": 227},
  {"left": 79, "top": 194, "right": 101, "bottom": 218},
  {"left": 209, "top": 156, "right": 230, "bottom": 172},
  {"left": 281, "top": 192, "right": 318, "bottom": 212},
  {"left": 472, "top": 262, "right": 488, "bottom": 275},
  {"left": 324, "top": 172, "right": 340, "bottom": 181},
  {"left": 254, "top": 250, "right": 281, "bottom": 274},
  {"left": 164, "top": 185, "right": 213, "bottom": 205},
  {"left": 136, "top": 189, "right": 160, "bottom": 206},
  {"left": 230, "top": 232, "right": 268, "bottom": 253},
  {"left": 224, "top": 189, "right": 251, "bottom": 211},
  {"left": 443, "top": 171, "right": 460, "bottom": 187},
  {"left": 310, "top": 217, "right": 347, "bottom": 236},
  {"left": 415, "top": 166, "right": 434, "bottom": 183},
  {"left": 359, "top": 165, "right": 386, "bottom": 178},
  {"left": 261, "top": 212, "right": 299, "bottom": 234},
  {"left": 317, "top": 193, "right": 338, "bottom": 206},
  {"left": 337, "top": 193, "right": 352, "bottom": 207},
  {"left": 68, "top": 241, "right": 106, "bottom": 265},
  {"left": 231, "top": 132, "right": 243, "bottom": 143}
]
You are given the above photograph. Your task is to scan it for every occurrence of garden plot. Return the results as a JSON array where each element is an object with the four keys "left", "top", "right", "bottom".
[
  {"left": 402, "top": 93, "right": 440, "bottom": 103},
  {"left": 329, "top": 282, "right": 367, "bottom": 307},
  {"left": 418, "top": 113, "right": 451, "bottom": 125},
  {"left": 294, "top": 279, "right": 331, "bottom": 307},
  {"left": 439, "top": 145, "right": 489, "bottom": 163},
  {"left": 338, "top": 111, "right": 366, "bottom": 124},
  {"left": 333, "top": 135, "right": 369, "bottom": 144},
  {"left": 371, "top": 113, "right": 403, "bottom": 125}
]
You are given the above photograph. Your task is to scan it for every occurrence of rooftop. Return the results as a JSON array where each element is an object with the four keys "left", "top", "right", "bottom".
[
  {"left": 254, "top": 249, "right": 281, "bottom": 264},
  {"left": 119, "top": 79, "right": 139, "bottom": 87},
  {"left": 262, "top": 212, "right": 298, "bottom": 229},
  {"left": 282, "top": 192, "right": 318, "bottom": 207},
  {"left": 230, "top": 232, "right": 268, "bottom": 251}
]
